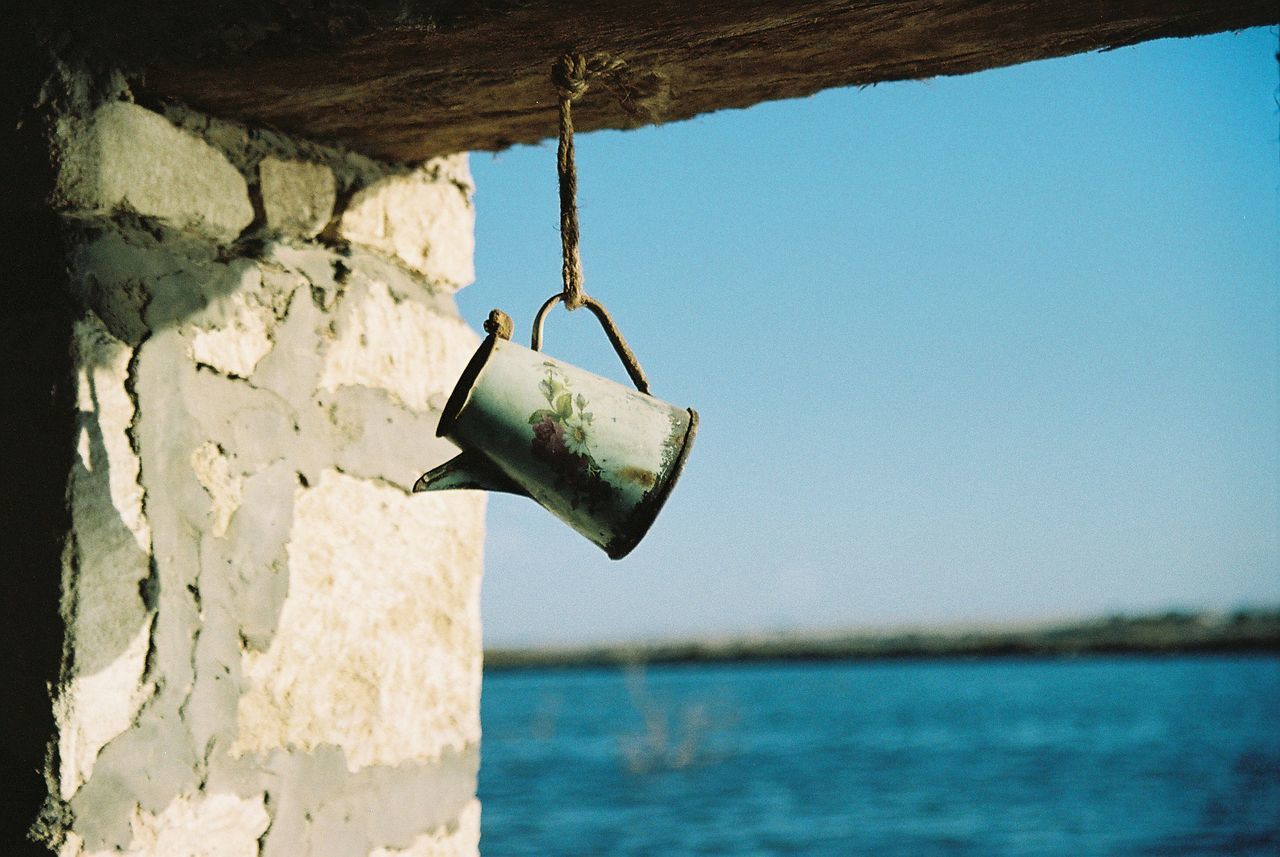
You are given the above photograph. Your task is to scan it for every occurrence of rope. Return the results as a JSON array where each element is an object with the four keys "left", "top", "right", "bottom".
[
  {"left": 543, "top": 53, "right": 654, "bottom": 395},
  {"left": 552, "top": 54, "right": 594, "bottom": 310},
  {"left": 552, "top": 52, "right": 644, "bottom": 310}
]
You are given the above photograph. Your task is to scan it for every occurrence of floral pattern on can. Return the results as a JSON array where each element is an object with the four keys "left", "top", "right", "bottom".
[{"left": 528, "top": 363, "right": 620, "bottom": 513}]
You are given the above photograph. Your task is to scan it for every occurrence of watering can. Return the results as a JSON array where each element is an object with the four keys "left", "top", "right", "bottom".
[{"left": 414, "top": 295, "right": 698, "bottom": 559}]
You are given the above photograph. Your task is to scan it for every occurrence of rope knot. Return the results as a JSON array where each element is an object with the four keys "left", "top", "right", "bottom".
[
  {"left": 552, "top": 54, "right": 590, "bottom": 101},
  {"left": 552, "top": 51, "right": 633, "bottom": 310}
]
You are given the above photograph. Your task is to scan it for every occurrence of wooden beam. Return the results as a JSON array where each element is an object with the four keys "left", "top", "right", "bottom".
[{"left": 129, "top": 0, "right": 1275, "bottom": 161}]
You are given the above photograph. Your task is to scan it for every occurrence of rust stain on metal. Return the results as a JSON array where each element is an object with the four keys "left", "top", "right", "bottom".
[{"left": 619, "top": 466, "right": 657, "bottom": 489}]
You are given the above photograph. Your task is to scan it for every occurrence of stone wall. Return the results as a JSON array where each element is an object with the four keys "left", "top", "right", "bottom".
[{"left": 39, "top": 90, "right": 486, "bottom": 857}]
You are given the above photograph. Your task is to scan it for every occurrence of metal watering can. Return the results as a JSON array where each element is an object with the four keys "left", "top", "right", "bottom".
[{"left": 414, "top": 295, "right": 698, "bottom": 559}]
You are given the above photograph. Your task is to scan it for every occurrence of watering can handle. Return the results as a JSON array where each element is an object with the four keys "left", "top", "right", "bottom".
[{"left": 530, "top": 293, "right": 652, "bottom": 395}]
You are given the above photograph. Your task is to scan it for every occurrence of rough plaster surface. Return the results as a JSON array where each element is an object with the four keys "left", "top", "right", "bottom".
[
  {"left": 367, "top": 800, "right": 480, "bottom": 857},
  {"left": 48, "top": 96, "right": 485, "bottom": 856},
  {"left": 55, "top": 102, "right": 254, "bottom": 242}
]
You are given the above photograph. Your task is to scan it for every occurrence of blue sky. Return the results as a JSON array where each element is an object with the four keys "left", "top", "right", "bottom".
[{"left": 459, "top": 27, "right": 1279, "bottom": 647}]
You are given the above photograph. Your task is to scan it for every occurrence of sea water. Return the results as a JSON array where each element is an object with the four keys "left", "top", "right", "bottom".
[{"left": 479, "top": 656, "right": 1280, "bottom": 856}]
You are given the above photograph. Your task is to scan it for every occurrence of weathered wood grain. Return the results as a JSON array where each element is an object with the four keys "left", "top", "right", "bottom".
[{"left": 129, "top": 0, "right": 1276, "bottom": 160}]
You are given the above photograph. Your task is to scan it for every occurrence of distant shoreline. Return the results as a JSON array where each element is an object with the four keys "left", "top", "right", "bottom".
[{"left": 484, "top": 608, "right": 1280, "bottom": 670}]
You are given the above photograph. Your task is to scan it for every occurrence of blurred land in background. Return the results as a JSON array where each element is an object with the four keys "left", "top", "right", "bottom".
[{"left": 485, "top": 608, "right": 1280, "bottom": 669}]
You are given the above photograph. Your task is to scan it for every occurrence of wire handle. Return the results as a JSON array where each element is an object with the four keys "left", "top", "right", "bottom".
[{"left": 530, "top": 293, "right": 652, "bottom": 394}]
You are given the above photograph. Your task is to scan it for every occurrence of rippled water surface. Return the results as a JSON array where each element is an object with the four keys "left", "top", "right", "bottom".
[{"left": 479, "top": 657, "right": 1280, "bottom": 856}]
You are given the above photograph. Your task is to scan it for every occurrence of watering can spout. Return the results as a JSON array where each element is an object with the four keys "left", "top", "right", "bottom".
[{"left": 413, "top": 451, "right": 530, "bottom": 497}]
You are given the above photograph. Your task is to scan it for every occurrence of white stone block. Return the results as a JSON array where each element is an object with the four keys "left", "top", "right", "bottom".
[
  {"left": 232, "top": 469, "right": 485, "bottom": 771},
  {"left": 338, "top": 168, "right": 475, "bottom": 288},
  {"left": 319, "top": 279, "right": 479, "bottom": 413},
  {"left": 69, "top": 793, "right": 271, "bottom": 857},
  {"left": 425, "top": 153, "right": 475, "bottom": 194},
  {"left": 56, "top": 102, "right": 254, "bottom": 243},
  {"left": 188, "top": 263, "right": 294, "bottom": 379},
  {"left": 73, "top": 315, "right": 151, "bottom": 553},
  {"left": 55, "top": 621, "right": 155, "bottom": 801},
  {"left": 259, "top": 157, "right": 336, "bottom": 238}
]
